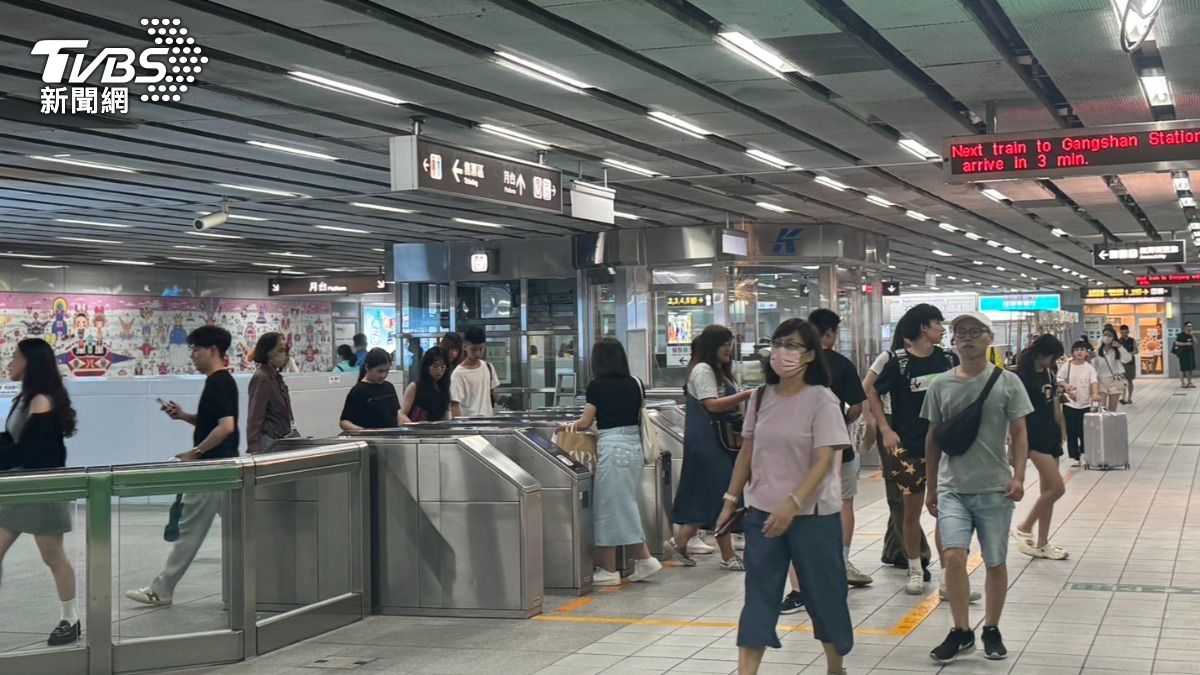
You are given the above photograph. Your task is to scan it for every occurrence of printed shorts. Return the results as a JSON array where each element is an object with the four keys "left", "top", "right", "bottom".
[{"left": 880, "top": 445, "right": 926, "bottom": 496}]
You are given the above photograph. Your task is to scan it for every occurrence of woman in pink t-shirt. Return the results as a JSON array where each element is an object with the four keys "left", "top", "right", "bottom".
[{"left": 717, "top": 318, "right": 853, "bottom": 675}]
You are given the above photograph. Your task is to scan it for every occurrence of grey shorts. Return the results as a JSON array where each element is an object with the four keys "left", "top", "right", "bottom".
[{"left": 840, "top": 454, "right": 860, "bottom": 501}]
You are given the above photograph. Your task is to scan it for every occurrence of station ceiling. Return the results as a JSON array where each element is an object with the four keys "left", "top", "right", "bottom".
[{"left": 0, "top": 0, "right": 1196, "bottom": 293}]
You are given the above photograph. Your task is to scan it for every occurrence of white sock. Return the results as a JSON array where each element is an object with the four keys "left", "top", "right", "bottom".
[
  {"left": 908, "top": 558, "right": 922, "bottom": 573},
  {"left": 843, "top": 546, "right": 850, "bottom": 562},
  {"left": 61, "top": 599, "right": 77, "bottom": 624}
]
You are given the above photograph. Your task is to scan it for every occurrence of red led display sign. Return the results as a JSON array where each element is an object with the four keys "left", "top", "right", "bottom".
[
  {"left": 1136, "top": 274, "right": 1200, "bottom": 287},
  {"left": 944, "top": 122, "right": 1200, "bottom": 183}
]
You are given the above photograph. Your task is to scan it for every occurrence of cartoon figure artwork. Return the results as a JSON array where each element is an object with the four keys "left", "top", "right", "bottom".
[
  {"left": 50, "top": 298, "right": 70, "bottom": 344},
  {"left": 22, "top": 310, "right": 48, "bottom": 338},
  {"left": 167, "top": 313, "right": 190, "bottom": 371},
  {"left": 118, "top": 316, "right": 136, "bottom": 340}
]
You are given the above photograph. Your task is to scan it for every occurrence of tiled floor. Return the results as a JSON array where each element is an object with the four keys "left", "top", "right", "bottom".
[{"left": 13, "top": 378, "right": 1199, "bottom": 674}]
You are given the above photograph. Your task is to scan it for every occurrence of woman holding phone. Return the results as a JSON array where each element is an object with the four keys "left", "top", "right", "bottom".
[{"left": 716, "top": 319, "right": 853, "bottom": 675}]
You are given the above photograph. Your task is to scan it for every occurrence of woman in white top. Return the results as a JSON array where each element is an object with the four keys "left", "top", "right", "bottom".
[
  {"left": 1058, "top": 340, "right": 1101, "bottom": 466},
  {"left": 1092, "top": 327, "right": 1132, "bottom": 412}
]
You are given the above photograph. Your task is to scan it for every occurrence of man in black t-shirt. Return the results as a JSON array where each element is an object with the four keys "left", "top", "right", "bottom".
[
  {"left": 126, "top": 325, "right": 239, "bottom": 607},
  {"left": 868, "top": 304, "right": 958, "bottom": 597}
]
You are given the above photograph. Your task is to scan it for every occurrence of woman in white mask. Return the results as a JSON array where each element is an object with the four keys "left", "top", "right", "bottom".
[{"left": 716, "top": 319, "right": 854, "bottom": 675}]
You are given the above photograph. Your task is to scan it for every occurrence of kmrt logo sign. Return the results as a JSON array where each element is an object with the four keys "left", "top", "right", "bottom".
[
  {"left": 32, "top": 17, "right": 205, "bottom": 115},
  {"left": 770, "top": 228, "right": 803, "bottom": 255}
]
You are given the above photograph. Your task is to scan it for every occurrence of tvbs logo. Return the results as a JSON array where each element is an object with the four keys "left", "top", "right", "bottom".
[{"left": 32, "top": 17, "right": 205, "bottom": 115}]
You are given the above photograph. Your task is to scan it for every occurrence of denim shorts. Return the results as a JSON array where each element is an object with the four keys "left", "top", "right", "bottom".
[{"left": 937, "top": 491, "right": 1014, "bottom": 568}]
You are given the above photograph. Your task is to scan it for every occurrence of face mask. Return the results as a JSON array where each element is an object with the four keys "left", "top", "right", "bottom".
[{"left": 770, "top": 348, "right": 806, "bottom": 379}]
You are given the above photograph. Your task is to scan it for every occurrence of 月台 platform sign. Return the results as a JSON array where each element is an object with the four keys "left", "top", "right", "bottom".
[
  {"left": 390, "top": 136, "right": 562, "bottom": 213},
  {"left": 945, "top": 122, "right": 1200, "bottom": 183}
]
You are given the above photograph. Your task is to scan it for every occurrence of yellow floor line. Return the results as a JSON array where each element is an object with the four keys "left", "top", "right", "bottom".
[
  {"left": 554, "top": 597, "right": 593, "bottom": 613},
  {"left": 532, "top": 613, "right": 895, "bottom": 636}
]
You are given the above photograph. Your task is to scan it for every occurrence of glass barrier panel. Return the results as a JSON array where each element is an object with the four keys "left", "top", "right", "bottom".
[
  {"left": 254, "top": 470, "right": 353, "bottom": 623},
  {"left": 114, "top": 489, "right": 233, "bottom": 641},
  {"left": 0, "top": 496, "right": 87, "bottom": 653}
]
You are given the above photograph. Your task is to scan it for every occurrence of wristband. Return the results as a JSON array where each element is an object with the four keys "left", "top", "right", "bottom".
[
  {"left": 722, "top": 492, "right": 738, "bottom": 503},
  {"left": 789, "top": 494, "right": 803, "bottom": 510}
]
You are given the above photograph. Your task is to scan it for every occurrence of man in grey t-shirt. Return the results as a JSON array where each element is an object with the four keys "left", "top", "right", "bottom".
[{"left": 921, "top": 312, "right": 1033, "bottom": 665}]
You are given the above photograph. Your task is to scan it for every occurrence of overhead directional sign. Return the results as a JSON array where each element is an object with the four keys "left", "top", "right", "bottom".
[
  {"left": 1093, "top": 240, "right": 1186, "bottom": 266},
  {"left": 269, "top": 274, "right": 388, "bottom": 296},
  {"left": 979, "top": 294, "right": 1061, "bottom": 312},
  {"left": 390, "top": 136, "right": 562, "bottom": 213},
  {"left": 1137, "top": 273, "right": 1200, "bottom": 287},
  {"left": 945, "top": 122, "right": 1200, "bottom": 183},
  {"left": 1085, "top": 287, "right": 1170, "bottom": 300},
  {"left": 882, "top": 281, "right": 901, "bottom": 296}
]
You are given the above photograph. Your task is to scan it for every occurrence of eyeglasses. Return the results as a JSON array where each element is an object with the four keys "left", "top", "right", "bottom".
[
  {"left": 771, "top": 339, "right": 809, "bottom": 353},
  {"left": 953, "top": 327, "right": 990, "bottom": 339}
]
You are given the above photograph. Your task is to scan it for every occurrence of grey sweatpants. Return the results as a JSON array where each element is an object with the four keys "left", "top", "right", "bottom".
[{"left": 150, "top": 491, "right": 223, "bottom": 598}]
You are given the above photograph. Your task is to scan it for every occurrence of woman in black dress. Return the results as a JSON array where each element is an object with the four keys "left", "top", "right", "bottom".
[
  {"left": 0, "top": 338, "right": 81, "bottom": 645},
  {"left": 1175, "top": 322, "right": 1196, "bottom": 388}
]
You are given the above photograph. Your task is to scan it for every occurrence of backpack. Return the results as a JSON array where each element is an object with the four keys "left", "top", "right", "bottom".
[{"left": 890, "top": 347, "right": 957, "bottom": 383}]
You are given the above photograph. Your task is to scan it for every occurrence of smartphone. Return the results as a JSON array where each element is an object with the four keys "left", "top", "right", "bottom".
[{"left": 713, "top": 506, "right": 747, "bottom": 538}]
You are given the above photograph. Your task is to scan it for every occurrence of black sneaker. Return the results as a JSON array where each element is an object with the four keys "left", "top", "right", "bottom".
[
  {"left": 930, "top": 627, "right": 974, "bottom": 664},
  {"left": 48, "top": 620, "right": 80, "bottom": 646},
  {"left": 779, "top": 591, "right": 806, "bottom": 614},
  {"left": 981, "top": 625, "right": 1007, "bottom": 660}
]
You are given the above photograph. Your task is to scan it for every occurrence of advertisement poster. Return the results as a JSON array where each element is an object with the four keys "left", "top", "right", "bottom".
[
  {"left": 362, "top": 305, "right": 397, "bottom": 354},
  {"left": 667, "top": 312, "right": 693, "bottom": 346}
]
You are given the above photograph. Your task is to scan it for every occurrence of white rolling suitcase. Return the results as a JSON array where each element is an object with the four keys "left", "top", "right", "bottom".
[{"left": 1083, "top": 408, "right": 1129, "bottom": 470}]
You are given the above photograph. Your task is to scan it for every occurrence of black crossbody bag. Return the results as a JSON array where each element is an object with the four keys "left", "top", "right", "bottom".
[{"left": 933, "top": 366, "right": 1004, "bottom": 457}]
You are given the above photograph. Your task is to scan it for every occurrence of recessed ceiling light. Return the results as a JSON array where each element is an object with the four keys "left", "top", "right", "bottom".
[
  {"left": 931, "top": 249, "right": 953, "bottom": 257},
  {"left": 316, "top": 224, "right": 370, "bottom": 234},
  {"left": 745, "top": 148, "right": 795, "bottom": 170},
  {"left": 288, "top": 70, "right": 407, "bottom": 106},
  {"left": 55, "top": 218, "right": 130, "bottom": 228},
  {"left": 1021, "top": 253, "right": 1034, "bottom": 259},
  {"left": 906, "top": 210, "right": 929, "bottom": 221},
  {"left": 964, "top": 232, "right": 983, "bottom": 241},
  {"left": 972, "top": 260, "right": 984, "bottom": 265},
  {"left": 715, "top": 31, "right": 804, "bottom": 78},
  {"left": 189, "top": 231, "right": 243, "bottom": 240},
  {"left": 897, "top": 138, "right": 940, "bottom": 161},
  {"left": 102, "top": 259, "right": 154, "bottom": 266},
  {"left": 887, "top": 264, "right": 896, "bottom": 269},
  {"left": 372, "top": 248, "right": 386, "bottom": 252},
  {"left": 995, "top": 265, "right": 1006, "bottom": 271},
  {"left": 22, "top": 264, "right": 66, "bottom": 269},
  {"left": 279, "top": 269, "right": 307, "bottom": 275},
  {"left": 478, "top": 123, "right": 551, "bottom": 149},
  {"left": 351, "top": 202, "right": 415, "bottom": 214},
  {"left": 252, "top": 262, "right": 291, "bottom": 268},
  {"left": 603, "top": 159, "right": 661, "bottom": 178},
  {"left": 814, "top": 176, "right": 850, "bottom": 191},
  {"left": 981, "top": 188, "right": 1009, "bottom": 202},
  {"left": 29, "top": 155, "right": 138, "bottom": 173},
  {"left": 1140, "top": 72, "right": 1173, "bottom": 107},
  {"left": 865, "top": 195, "right": 896, "bottom": 208},
  {"left": 57, "top": 236, "right": 120, "bottom": 245},
  {"left": 1003, "top": 246, "right": 1020, "bottom": 254},
  {"left": 453, "top": 217, "right": 506, "bottom": 229},
  {"left": 755, "top": 201, "right": 792, "bottom": 213},
  {"left": 613, "top": 211, "right": 640, "bottom": 220},
  {"left": 216, "top": 183, "right": 305, "bottom": 198},
  {"left": 197, "top": 211, "right": 268, "bottom": 222},
  {"left": 938, "top": 223, "right": 960, "bottom": 232},
  {"left": 1051, "top": 228, "right": 1067, "bottom": 237},
  {"left": 494, "top": 51, "right": 591, "bottom": 93},
  {"left": 269, "top": 252, "right": 314, "bottom": 258},
  {"left": 1181, "top": 196, "right": 1197, "bottom": 208},
  {"left": 1173, "top": 172, "right": 1191, "bottom": 192},
  {"left": 1035, "top": 258, "right": 1046, "bottom": 264},
  {"left": 246, "top": 140, "right": 338, "bottom": 161},
  {"left": 647, "top": 111, "right": 711, "bottom": 139},
  {"left": 167, "top": 256, "right": 216, "bottom": 263},
  {"left": 0, "top": 252, "right": 54, "bottom": 259}
]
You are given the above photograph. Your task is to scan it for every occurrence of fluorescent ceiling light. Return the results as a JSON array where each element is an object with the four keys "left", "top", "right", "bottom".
[
  {"left": 29, "top": 155, "right": 137, "bottom": 173},
  {"left": 453, "top": 217, "right": 506, "bottom": 229},
  {"left": 647, "top": 111, "right": 711, "bottom": 139},
  {"left": 1035, "top": 258, "right": 1047, "bottom": 264},
  {"left": 1021, "top": 253, "right": 1034, "bottom": 259},
  {"left": 756, "top": 201, "right": 792, "bottom": 214},
  {"left": 887, "top": 264, "right": 896, "bottom": 269},
  {"left": 316, "top": 224, "right": 370, "bottom": 234},
  {"left": 55, "top": 218, "right": 130, "bottom": 228},
  {"left": 279, "top": 270, "right": 306, "bottom": 275},
  {"left": 351, "top": 202, "right": 415, "bottom": 214},
  {"left": 1051, "top": 228, "right": 1067, "bottom": 237},
  {"left": 372, "top": 248, "right": 386, "bottom": 252},
  {"left": 938, "top": 222, "right": 960, "bottom": 232},
  {"left": 252, "top": 262, "right": 291, "bottom": 268},
  {"left": 189, "top": 231, "right": 244, "bottom": 240},
  {"left": 964, "top": 232, "right": 983, "bottom": 241},
  {"left": 101, "top": 259, "right": 153, "bottom": 266},
  {"left": 198, "top": 211, "right": 268, "bottom": 222},
  {"left": 1123, "top": 269, "right": 1133, "bottom": 274},
  {"left": 813, "top": 176, "right": 850, "bottom": 191},
  {"left": 864, "top": 195, "right": 896, "bottom": 208},
  {"left": 494, "top": 51, "right": 591, "bottom": 93},
  {"left": 960, "top": 277, "right": 970, "bottom": 283},
  {"left": 478, "top": 124, "right": 550, "bottom": 149},
  {"left": 987, "top": 240, "right": 1002, "bottom": 247},
  {"left": 972, "top": 260, "right": 985, "bottom": 265},
  {"left": 1003, "top": 246, "right": 1020, "bottom": 254},
  {"left": 1052, "top": 264, "right": 1063, "bottom": 270},
  {"left": 167, "top": 256, "right": 215, "bottom": 263},
  {"left": 897, "top": 138, "right": 940, "bottom": 161},
  {"left": 57, "top": 236, "right": 120, "bottom": 245},
  {"left": 1189, "top": 222, "right": 1200, "bottom": 231},
  {"left": 1140, "top": 73, "right": 1173, "bottom": 107},
  {"left": 995, "top": 266, "right": 1006, "bottom": 271},
  {"left": 931, "top": 249, "right": 953, "bottom": 257},
  {"left": 0, "top": 252, "right": 54, "bottom": 259},
  {"left": 1174, "top": 174, "right": 1192, "bottom": 192},
  {"left": 216, "top": 183, "right": 304, "bottom": 198},
  {"left": 22, "top": 264, "right": 65, "bottom": 269},
  {"left": 1181, "top": 196, "right": 1197, "bottom": 208},
  {"left": 905, "top": 210, "right": 929, "bottom": 221},
  {"left": 174, "top": 245, "right": 214, "bottom": 250},
  {"left": 947, "top": 275, "right": 957, "bottom": 280},
  {"left": 801, "top": 265, "right": 821, "bottom": 270},
  {"left": 269, "top": 251, "right": 313, "bottom": 258},
  {"left": 603, "top": 159, "right": 661, "bottom": 178},
  {"left": 246, "top": 140, "right": 338, "bottom": 161},
  {"left": 745, "top": 148, "right": 794, "bottom": 169},
  {"left": 288, "top": 71, "right": 407, "bottom": 106},
  {"left": 613, "top": 211, "right": 640, "bottom": 220},
  {"left": 715, "top": 31, "right": 803, "bottom": 78},
  {"left": 981, "top": 188, "right": 1009, "bottom": 202}
]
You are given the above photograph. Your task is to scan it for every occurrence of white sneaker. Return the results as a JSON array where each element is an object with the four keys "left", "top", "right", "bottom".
[
  {"left": 733, "top": 533, "right": 746, "bottom": 551},
  {"left": 846, "top": 561, "right": 874, "bottom": 587},
  {"left": 1012, "top": 527, "right": 1035, "bottom": 546},
  {"left": 629, "top": 557, "right": 663, "bottom": 582},
  {"left": 125, "top": 587, "right": 171, "bottom": 606},
  {"left": 687, "top": 537, "right": 715, "bottom": 555},
  {"left": 938, "top": 582, "right": 982, "bottom": 602},
  {"left": 719, "top": 555, "right": 746, "bottom": 572},
  {"left": 1018, "top": 540, "right": 1070, "bottom": 560},
  {"left": 593, "top": 567, "right": 621, "bottom": 586},
  {"left": 905, "top": 567, "right": 924, "bottom": 595}
]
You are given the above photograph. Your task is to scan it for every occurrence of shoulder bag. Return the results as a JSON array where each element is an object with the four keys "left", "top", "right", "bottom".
[{"left": 932, "top": 366, "right": 1004, "bottom": 457}]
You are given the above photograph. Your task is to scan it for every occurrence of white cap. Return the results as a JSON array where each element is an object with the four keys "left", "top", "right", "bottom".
[{"left": 951, "top": 311, "right": 993, "bottom": 334}]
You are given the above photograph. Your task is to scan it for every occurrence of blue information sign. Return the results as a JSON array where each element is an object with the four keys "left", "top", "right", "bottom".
[{"left": 979, "top": 294, "right": 1062, "bottom": 312}]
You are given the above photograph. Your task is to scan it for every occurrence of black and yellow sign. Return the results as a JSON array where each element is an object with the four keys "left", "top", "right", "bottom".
[
  {"left": 1084, "top": 287, "right": 1170, "bottom": 300},
  {"left": 667, "top": 294, "right": 711, "bottom": 308}
]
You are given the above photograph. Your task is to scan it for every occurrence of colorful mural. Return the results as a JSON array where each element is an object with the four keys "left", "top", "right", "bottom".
[{"left": 0, "top": 293, "right": 332, "bottom": 377}]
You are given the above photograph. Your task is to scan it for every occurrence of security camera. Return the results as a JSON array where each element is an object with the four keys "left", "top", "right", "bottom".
[{"left": 193, "top": 211, "right": 228, "bottom": 231}]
